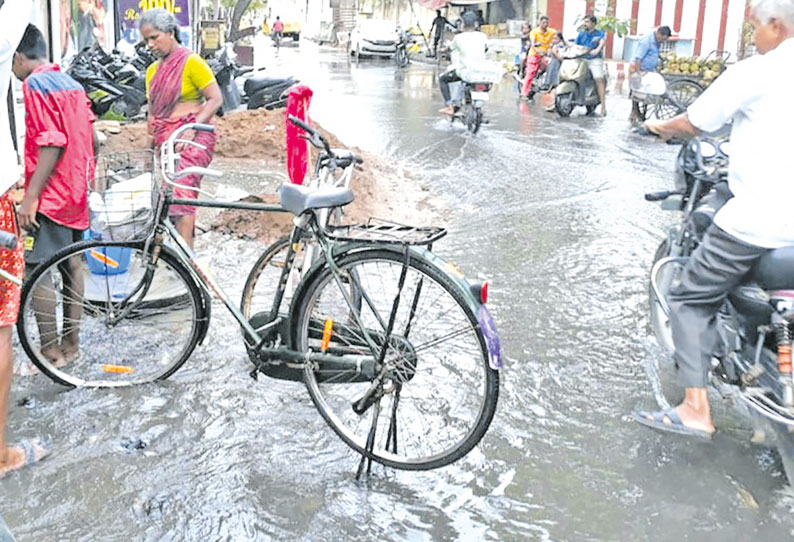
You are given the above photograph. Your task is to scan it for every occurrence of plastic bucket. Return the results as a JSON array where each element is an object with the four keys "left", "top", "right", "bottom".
[{"left": 82, "top": 230, "right": 132, "bottom": 276}]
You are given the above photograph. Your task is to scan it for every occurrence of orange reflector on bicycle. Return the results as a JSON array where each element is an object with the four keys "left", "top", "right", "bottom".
[
  {"left": 321, "top": 319, "right": 334, "bottom": 352},
  {"left": 89, "top": 250, "right": 119, "bottom": 268},
  {"left": 102, "top": 364, "right": 134, "bottom": 374}
]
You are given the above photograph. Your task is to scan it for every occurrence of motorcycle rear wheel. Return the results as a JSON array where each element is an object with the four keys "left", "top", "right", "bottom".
[{"left": 466, "top": 107, "right": 483, "bottom": 134}]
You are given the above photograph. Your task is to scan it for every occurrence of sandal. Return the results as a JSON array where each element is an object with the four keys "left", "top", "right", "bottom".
[
  {"left": 0, "top": 438, "right": 51, "bottom": 479},
  {"left": 632, "top": 408, "right": 714, "bottom": 440}
]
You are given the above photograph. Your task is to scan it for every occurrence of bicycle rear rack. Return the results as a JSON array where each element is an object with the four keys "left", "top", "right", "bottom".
[{"left": 325, "top": 218, "right": 446, "bottom": 246}]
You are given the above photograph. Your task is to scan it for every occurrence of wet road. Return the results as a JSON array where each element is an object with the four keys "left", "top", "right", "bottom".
[{"left": 5, "top": 42, "right": 794, "bottom": 541}]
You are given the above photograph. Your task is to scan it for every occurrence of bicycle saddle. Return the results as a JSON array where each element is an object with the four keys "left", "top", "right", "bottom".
[{"left": 278, "top": 183, "right": 354, "bottom": 216}]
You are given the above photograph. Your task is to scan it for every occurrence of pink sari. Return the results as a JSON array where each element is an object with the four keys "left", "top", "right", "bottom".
[{"left": 148, "top": 46, "right": 217, "bottom": 217}]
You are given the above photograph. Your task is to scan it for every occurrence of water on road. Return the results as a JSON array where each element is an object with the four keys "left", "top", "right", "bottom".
[{"left": 4, "top": 42, "right": 794, "bottom": 541}]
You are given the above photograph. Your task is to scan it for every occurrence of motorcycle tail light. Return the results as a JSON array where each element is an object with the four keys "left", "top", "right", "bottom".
[{"left": 474, "top": 84, "right": 488, "bottom": 92}]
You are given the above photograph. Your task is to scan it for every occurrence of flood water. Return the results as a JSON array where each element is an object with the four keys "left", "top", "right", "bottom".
[{"left": 4, "top": 41, "right": 794, "bottom": 541}]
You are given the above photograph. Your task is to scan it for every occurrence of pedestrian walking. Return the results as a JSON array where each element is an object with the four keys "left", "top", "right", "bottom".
[
  {"left": 13, "top": 23, "right": 96, "bottom": 368},
  {"left": 430, "top": 10, "right": 452, "bottom": 58},
  {"left": 0, "top": 3, "right": 49, "bottom": 482},
  {"left": 140, "top": 8, "right": 222, "bottom": 249}
]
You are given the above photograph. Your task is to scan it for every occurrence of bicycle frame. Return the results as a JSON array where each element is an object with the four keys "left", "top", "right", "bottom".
[{"left": 139, "top": 122, "right": 416, "bottom": 374}]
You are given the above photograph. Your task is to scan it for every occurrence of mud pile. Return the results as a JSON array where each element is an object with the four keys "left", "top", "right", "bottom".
[{"left": 102, "top": 109, "right": 437, "bottom": 245}]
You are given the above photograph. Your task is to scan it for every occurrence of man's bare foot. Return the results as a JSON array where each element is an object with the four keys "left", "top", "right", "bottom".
[
  {"left": 439, "top": 105, "right": 455, "bottom": 115},
  {"left": 40, "top": 345, "right": 67, "bottom": 368},
  {"left": 60, "top": 339, "right": 79, "bottom": 362},
  {"left": 0, "top": 439, "right": 50, "bottom": 479}
]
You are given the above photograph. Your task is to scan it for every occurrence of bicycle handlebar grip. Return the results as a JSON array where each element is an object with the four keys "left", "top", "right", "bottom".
[
  {"left": 288, "top": 115, "right": 315, "bottom": 135},
  {"left": 0, "top": 231, "right": 18, "bottom": 250},
  {"left": 192, "top": 123, "right": 216, "bottom": 133}
]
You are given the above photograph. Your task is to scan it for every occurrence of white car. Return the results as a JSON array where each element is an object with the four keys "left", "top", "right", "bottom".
[{"left": 349, "top": 19, "right": 399, "bottom": 60}]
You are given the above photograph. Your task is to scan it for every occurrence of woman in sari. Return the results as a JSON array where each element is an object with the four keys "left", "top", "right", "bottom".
[{"left": 140, "top": 9, "right": 222, "bottom": 248}]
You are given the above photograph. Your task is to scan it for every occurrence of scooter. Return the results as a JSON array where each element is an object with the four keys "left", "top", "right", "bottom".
[
  {"left": 67, "top": 42, "right": 149, "bottom": 121},
  {"left": 208, "top": 43, "right": 295, "bottom": 112},
  {"left": 554, "top": 44, "right": 600, "bottom": 117}
]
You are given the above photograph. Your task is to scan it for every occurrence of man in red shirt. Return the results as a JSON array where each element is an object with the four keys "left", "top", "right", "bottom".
[{"left": 13, "top": 24, "right": 96, "bottom": 366}]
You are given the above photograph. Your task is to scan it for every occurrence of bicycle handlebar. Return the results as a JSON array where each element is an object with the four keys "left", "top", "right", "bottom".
[
  {"left": 161, "top": 123, "right": 222, "bottom": 184},
  {"left": 287, "top": 115, "right": 333, "bottom": 155}
]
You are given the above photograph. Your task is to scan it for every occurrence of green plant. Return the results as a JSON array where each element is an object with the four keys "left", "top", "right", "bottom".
[{"left": 574, "top": 15, "right": 631, "bottom": 38}]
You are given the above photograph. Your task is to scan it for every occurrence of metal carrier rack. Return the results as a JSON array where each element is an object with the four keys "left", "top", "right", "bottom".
[{"left": 325, "top": 218, "right": 447, "bottom": 246}]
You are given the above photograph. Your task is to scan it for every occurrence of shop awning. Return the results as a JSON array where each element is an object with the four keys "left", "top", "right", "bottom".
[{"left": 417, "top": 0, "right": 498, "bottom": 10}]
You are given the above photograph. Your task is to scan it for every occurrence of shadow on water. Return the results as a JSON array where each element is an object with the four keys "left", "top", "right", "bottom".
[{"left": 4, "top": 42, "right": 794, "bottom": 541}]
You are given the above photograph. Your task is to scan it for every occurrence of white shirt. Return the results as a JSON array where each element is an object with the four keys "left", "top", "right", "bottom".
[
  {"left": 687, "top": 37, "right": 794, "bottom": 248},
  {"left": 450, "top": 31, "right": 487, "bottom": 71},
  {"left": 0, "top": 0, "right": 32, "bottom": 195}
]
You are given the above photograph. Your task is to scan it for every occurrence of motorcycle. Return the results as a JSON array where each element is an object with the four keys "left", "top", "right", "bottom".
[
  {"left": 554, "top": 44, "right": 600, "bottom": 117},
  {"left": 647, "top": 129, "right": 794, "bottom": 483},
  {"left": 67, "top": 42, "right": 150, "bottom": 121},
  {"left": 394, "top": 29, "right": 420, "bottom": 68},
  {"left": 207, "top": 42, "right": 295, "bottom": 112},
  {"left": 447, "top": 60, "right": 503, "bottom": 134}
]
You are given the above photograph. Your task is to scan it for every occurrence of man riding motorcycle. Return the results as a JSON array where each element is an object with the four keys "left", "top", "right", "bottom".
[
  {"left": 438, "top": 12, "right": 487, "bottom": 116},
  {"left": 634, "top": 0, "right": 794, "bottom": 439},
  {"left": 520, "top": 15, "right": 555, "bottom": 100}
]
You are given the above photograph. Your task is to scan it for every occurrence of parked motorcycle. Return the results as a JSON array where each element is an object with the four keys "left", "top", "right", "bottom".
[
  {"left": 394, "top": 29, "right": 420, "bottom": 68},
  {"left": 647, "top": 129, "right": 794, "bottom": 483},
  {"left": 554, "top": 44, "right": 600, "bottom": 117},
  {"left": 67, "top": 42, "right": 150, "bottom": 121},
  {"left": 447, "top": 61, "right": 503, "bottom": 134},
  {"left": 207, "top": 42, "right": 295, "bottom": 112},
  {"left": 207, "top": 43, "right": 253, "bottom": 113}
]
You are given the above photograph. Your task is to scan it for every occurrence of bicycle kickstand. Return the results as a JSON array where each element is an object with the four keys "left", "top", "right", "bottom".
[{"left": 356, "top": 398, "right": 382, "bottom": 481}]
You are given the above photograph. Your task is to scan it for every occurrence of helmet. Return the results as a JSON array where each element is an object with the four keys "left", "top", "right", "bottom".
[{"left": 461, "top": 11, "right": 478, "bottom": 29}]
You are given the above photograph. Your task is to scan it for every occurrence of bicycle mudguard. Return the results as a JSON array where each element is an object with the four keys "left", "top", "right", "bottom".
[{"left": 288, "top": 243, "right": 502, "bottom": 370}]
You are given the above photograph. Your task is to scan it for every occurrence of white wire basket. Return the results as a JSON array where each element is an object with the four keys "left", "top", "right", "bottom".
[{"left": 88, "top": 150, "right": 158, "bottom": 242}]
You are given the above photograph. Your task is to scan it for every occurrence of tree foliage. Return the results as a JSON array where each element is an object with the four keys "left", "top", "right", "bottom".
[{"left": 574, "top": 15, "right": 631, "bottom": 38}]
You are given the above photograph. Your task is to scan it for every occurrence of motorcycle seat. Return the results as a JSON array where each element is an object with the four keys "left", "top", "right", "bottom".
[
  {"left": 244, "top": 76, "right": 294, "bottom": 94},
  {"left": 278, "top": 183, "right": 354, "bottom": 216},
  {"left": 750, "top": 247, "right": 794, "bottom": 290}
]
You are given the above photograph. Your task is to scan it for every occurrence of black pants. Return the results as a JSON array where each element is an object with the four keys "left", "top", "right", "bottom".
[
  {"left": 669, "top": 225, "right": 768, "bottom": 388},
  {"left": 433, "top": 32, "right": 442, "bottom": 56},
  {"left": 439, "top": 70, "right": 460, "bottom": 105}
]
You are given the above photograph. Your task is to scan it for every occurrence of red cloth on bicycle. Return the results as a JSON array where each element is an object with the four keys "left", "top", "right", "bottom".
[
  {"left": 23, "top": 63, "right": 94, "bottom": 230},
  {"left": 285, "top": 85, "right": 313, "bottom": 185},
  {"left": 0, "top": 194, "right": 24, "bottom": 326}
]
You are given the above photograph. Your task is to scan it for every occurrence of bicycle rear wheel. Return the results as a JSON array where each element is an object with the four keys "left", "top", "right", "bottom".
[
  {"left": 17, "top": 240, "right": 204, "bottom": 387},
  {"left": 291, "top": 248, "right": 499, "bottom": 470}
]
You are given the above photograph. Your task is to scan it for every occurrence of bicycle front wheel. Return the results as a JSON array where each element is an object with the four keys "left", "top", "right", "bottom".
[
  {"left": 18, "top": 240, "right": 204, "bottom": 387},
  {"left": 291, "top": 249, "right": 499, "bottom": 470}
]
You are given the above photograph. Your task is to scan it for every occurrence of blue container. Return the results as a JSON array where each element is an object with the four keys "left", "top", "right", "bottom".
[{"left": 83, "top": 230, "right": 132, "bottom": 276}]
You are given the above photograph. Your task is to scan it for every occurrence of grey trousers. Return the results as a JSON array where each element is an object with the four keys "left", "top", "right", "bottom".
[{"left": 669, "top": 225, "right": 768, "bottom": 388}]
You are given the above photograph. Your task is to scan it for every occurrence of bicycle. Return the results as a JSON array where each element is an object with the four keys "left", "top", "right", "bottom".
[{"left": 17, "top": 119, "right": 502, "bottom": 470}]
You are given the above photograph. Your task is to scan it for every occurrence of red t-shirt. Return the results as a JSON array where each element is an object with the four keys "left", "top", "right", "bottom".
[
  {"left": 273, "top": 20, "right": 284, "bottom": 32},
  {"left": 23, "top": 63, "right": 95, "bottom": 230}
]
